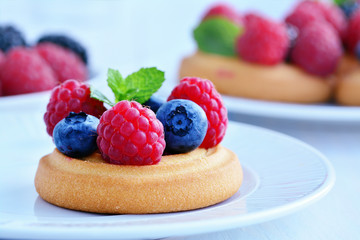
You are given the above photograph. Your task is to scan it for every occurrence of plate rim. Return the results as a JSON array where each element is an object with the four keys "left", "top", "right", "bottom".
[{"left": 223, "top": 95, "right": 360, "bottom": 122}]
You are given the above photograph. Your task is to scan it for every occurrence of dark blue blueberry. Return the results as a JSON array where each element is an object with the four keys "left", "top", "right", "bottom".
[
  {"left": 0, "top": 25, "right": 26, "bottom": 52},
  {"left": 285, "top": 24, "right": 299, "bottom": 63},
  {"left": 156, "top": 99, "right": 208, "bottom": 154},
  {"left": 356, "top": 41, "right": 360, "bottom": 60},
  {"left": 53, "top": 112, "right": 99, "bottom": 158},
  {"left": 38, "top": 34, "right": 88, "bottom": 64},
  {"left": 144, "top": 95, "right": 165, "bottom": 113},
  {"left": 340, "top": 1, "right": 359, "bottom": 18}
]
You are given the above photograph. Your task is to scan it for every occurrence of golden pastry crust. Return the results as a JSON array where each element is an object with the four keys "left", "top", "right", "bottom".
[
  {"left": 179, "top": 51, "right": 333, "bottom": 104},
  {"left": 335, "top": 55, "right": 360, "bottom": 106},
  {"left": 34, "top": 145, "right": 243, "bottom": 214},
  {"left": 335, "top": 68, "right": 360, "bottom": 106}
]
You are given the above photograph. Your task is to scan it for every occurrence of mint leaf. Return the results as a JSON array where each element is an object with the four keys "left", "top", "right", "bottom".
[
  {"left": 90, "top": 86, "right": 115, "bottom": 107},
  {"left": 194, "top": 17, "right": 242, "bottom": 57},
  {"left": 123, "top": 67, "right": 165, "bottom": 104},
  {"left": 333, "top": 0, "right": 348, "bottom": 5},
  {"left": 107, "top": 68, "right": 126, "bottom": 102},
  {"left": 91, "top": 67, "right": 165, "bottom": 105}
]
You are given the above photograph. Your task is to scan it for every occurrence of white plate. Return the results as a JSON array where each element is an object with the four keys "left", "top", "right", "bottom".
[
  {"left": 0, "top": 120, "right": 335, "bottom": 240},
  {"left": 222, "top": 95, "right": 360, "bottom": 123}
]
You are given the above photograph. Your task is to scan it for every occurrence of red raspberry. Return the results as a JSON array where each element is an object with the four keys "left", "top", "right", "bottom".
[
  {"left": 0, "top": 50, "right": 4, "bottom": 96},
  {"left": 44, "top": 79, "right": 106, "bottom": 136},
  {"left": 0, "top": 47, "right": 57, "bottom": 96},
  {"left": 202, "top": 3, "right": 242, "bottom": 25},
  {"left": 285, "top": 1, "right": 327, "bottom": 32},
  {"left": 285, "top": 1, "right": 347, "bottom": 39},
  {"left": 318, "top": 1, "right": 347, "bottom": 40},
  {"left": 236, "top": 14, "right": 289, "bottom": 65},
  {"left": 291, "top": 21, "right": 342, "bottom": 77},
  {"left": 36, "top": 42, "right": 87, "bottom": 83},
  {"left": 0, "top": 50, "right": 5, "bottom": 66},
  {"left": 168, "top": 77, "right": 227, "bottom": 149},
  {"left": 97, "top": 100, "right": 166, "bottom": 165},
  {"left": 346, "top": 9, "right": 360, "bottom": 54}
]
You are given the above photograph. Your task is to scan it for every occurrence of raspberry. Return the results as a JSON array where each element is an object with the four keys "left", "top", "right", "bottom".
[
  {"left": 285, "top": 1, "right": 347, "bottom": 39},
  {"left": 168, "top": 77, "right": 228, "bottom": 149},
  {"left": 44, "top": 79, "right": 106, "bottom": 136},
  {"left": 202, "top": 3, "right": 242, "bottom": 25},
  {"left": 97, "top": 100, "right": 166, "bottom": 165},
  {"left": 0, "top": 47, "right": 57, "bottom": 96},
  {"left": 346, "top": 9, "right": 360, "bottom": 54},
  {"left": 0, "top": 25, "right": 26, "bottom": 52},
  {"left": 236, "top": 14, "right": 289, "bottom": 65},
  {"left": 291, "top": 21, "right": 342, "bottom": 77},
  {"left": 0, "top": 50, "right": 5, "bottom": 66},
  {"left": 319, "top": 1, "right": 347, "bottom": 40},
  {"left": 37, "top": 34, "right": 88, "bottom": 65},
  {"left": 36, "top": 42, "right": 87, "bottom": 83},
  {"left": 285, "top": 1, "right": 324, "bottom": 32},
  {"left": 0, "top": 50, "right": 4, "bottom": 96}
]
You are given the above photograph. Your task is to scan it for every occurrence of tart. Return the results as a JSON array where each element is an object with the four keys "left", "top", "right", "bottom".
[
  {"left": 35, "top": 68, "right": 243, "bottom": 214},
  {"left": 180, "top": 1, "right": 360, "bottom": 105}
]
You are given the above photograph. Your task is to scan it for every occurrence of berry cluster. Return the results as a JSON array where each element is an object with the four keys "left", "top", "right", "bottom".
[
  {"left": 198, "top": 1, "right": 360, "bottom": 76},
  {"left": 46, "top": 68, "right": 228, "bottom": 166},
  {"left": 44, "top": 79, "right": 106, "bottom": 136},
  {"left": 0, "top": 25, "right": 88, "bottom": 96}
]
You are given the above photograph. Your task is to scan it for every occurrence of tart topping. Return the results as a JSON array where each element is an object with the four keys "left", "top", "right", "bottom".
[
  {"left": 0, "top": 47, "right": 57, "bottom": 96},
  {"left": 346, "top": 8, "right": 360, "bottom": 54},
  {"left": 91, "top": 68, "right": 165, "bottom": 106},
  {"left": 35, "top": 42, "right": 88, "bottom": 83},
  {"left": 0, "top": 25, "right": 26, "bottom": 53},
  {"left": 202, "top": 3, "right": 242, "bottom": 25},
  {"left": 285, "top": 1, "right": 347, "bottom": 40},
  {"left": 143, "top": 95, "right": 165, "bottom": 113},
  {"left": 356, "top": 41, "right": 360, "bottom": 60},
  {"left": 45, "top": 67, "right": 228, "bottom": 165},
  {"left": 194, "top": 16, "right": 242, "bottom": 57},
  {"left": 97, "top": 100, "right": 166, "bottom": 165},
  {"left": 44, "top": 79, "right": 106, "bottom": 136},
  {"left": 37, "top": 34, "right": 88, "bottom": 65},
  {"left": 236, "top": 13, "right": 289, "bottom": 65},
  {"left": 156, "top": 99, "right": 208, "bottom": 154},
  {"left": 53, "top": 112, "right": 99, "bottom": 158},
  {"left": 168, "top": 77, "right": 228, "bottom": 149},
  {"left": 291, "top": 21, "right": 342, "bottom": 77}
]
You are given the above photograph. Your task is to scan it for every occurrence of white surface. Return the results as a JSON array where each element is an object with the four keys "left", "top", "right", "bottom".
[
  {"left": 0, "top": 0, "right": 359, "bottom": 239},
  {"left": 0, "top": 121, "right": 334, "bottom": 240},
  {"left": 223, "top": 96, "right": 360, "bottom": 123}
]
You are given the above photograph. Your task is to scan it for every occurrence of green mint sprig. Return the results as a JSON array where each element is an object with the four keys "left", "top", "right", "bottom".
[
  {"left": 194, "top": 17, "right": 243, "bottom": 57},
  {"left": 90, "top": 67, "right": 165, "bottom": 106}
]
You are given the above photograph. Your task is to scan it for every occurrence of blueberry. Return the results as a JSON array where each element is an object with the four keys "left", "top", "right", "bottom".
[
  {"left": 285, "top": 24, "right": 298, "bottom": 63},
  {"left": 340, "top": 1, "right": 359, "bottom": 18},
  {"left": 144, "top": 95, "right": 165, "bottom": 113},
  {"left": 53, "top": 112, "right": 99, "bottom": 158},
  {"left": 0, "top": 25, "right": 26, "bottom": 52},
  {"left": 37, "top": 34, "right": 88, "bottom": 64},
  {"left": 156, "top": 99, "right": 208, "bottom": 154},
  {"left": 356, "top": 41, "right": 360, "bottom": 60}
]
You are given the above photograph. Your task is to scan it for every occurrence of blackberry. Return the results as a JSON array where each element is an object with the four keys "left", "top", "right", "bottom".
[
  {"left": 0, "top": 25, "right": 26, "bottom": 52},
  {"left": 38, "top": 34, "right": 88, "bottom": 64}
]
